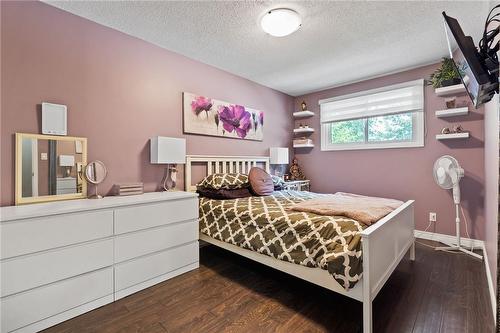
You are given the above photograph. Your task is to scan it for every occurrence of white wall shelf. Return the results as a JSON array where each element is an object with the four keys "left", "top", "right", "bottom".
[
  {"left": 293, "top": 144, "right": 315, "bottom": 148},
  {"left": 293, "top": 128, "right": 315, "bottom": 134},
  {"left": 293, "top": 111, "right": 315, "bottom": 118},
  {"left": 435, "top": 107, "right": 469, "bottom": 118},
  {"left": 435, "top": 84, "right": 466, "bottom": 96},
  {"left": 436, "top": 132, "right": 470, "bottom": 140}
]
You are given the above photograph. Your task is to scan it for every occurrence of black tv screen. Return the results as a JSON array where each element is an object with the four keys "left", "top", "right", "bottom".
[{"left": 443, "top": 12, "right": 497, "bottom": 108}]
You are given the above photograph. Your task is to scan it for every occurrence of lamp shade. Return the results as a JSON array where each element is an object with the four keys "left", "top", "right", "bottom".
[
  {"left": 150, "top": 136, "right": 186, "bottom": 164},
  {"left": 270, "top": 147, "right": 289, "bottom": 164},
  {"left": 59, "top": 155, "right": 75, "bottom": 167}
]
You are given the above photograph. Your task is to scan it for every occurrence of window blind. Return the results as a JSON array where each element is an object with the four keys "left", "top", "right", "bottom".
[{"left": 320, "top": 79, "right": 424, "bottom": 123}]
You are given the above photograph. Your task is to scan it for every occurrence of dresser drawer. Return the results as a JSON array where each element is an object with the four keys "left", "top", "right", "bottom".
[
  {"left": 114, "top": 198, "right": 198, "bottom": 234},
  {"left": 115, "top": 220, "right": 198, "bottom": 263},
  {"left": 1, "top": 210, "right": 113, "bottom": 259},
  {"left": 1, "top": 267, "right": 113, "bottom": 333},
  {"left": 115, "top": 241, "right": 199, "bottom": 291},
  {"left": 1, "top": 238, "right": 113, "bottom": 297}
]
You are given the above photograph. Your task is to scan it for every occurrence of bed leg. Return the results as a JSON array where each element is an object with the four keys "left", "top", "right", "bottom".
[
  {"left": 410, "top": 239, "right": 415, "bottom": 261},
  {"left": 361, "top": 236, "right": 372, "bottom": 333},
  {"left": 363, "top": 299, "right": 372, "bottom": 333}
]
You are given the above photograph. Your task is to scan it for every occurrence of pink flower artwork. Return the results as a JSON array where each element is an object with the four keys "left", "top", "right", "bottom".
[
  {"left": 183, "top": 92, "right": 263, "bottom": 141},
  {"left": 190, "top": 96, "right": 212, "bottom": 117},
  {"left": 217, "top": 105, "right": 252, "bottom": 139}
]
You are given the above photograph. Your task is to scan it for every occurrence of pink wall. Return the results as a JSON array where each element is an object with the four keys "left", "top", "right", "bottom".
[
  {"left": 294, "top": 64, "right": 486, "bottom": 239},
  {"left": 0, "top": 1, "right": 294, "bottom": 206}
]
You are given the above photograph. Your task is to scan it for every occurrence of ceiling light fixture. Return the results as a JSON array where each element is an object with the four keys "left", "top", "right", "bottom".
[{"left": 261, "top": 8, "right": 301, "bottom": 37}]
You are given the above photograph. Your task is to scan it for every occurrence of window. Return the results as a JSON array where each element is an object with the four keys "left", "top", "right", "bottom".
[{"left": 320, "top": 79, "right": 425, "bottom": 151}]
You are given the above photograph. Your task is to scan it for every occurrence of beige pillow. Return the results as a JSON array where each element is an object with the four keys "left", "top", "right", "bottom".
[
  {"left": 197, "top": 173, "right": 249, "bottom": 190},
  {"left": 248, "top": 167, "right": 274, "bottom": 196}
]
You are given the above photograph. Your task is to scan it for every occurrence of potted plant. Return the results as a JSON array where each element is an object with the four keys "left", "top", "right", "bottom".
[{"left": 428, "top": 58, "right": 462, "bottom": 88}]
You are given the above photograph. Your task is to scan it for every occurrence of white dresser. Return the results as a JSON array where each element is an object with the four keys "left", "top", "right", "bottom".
[{"left": 0, "top": 191, "right": 199, "bottom": 333}]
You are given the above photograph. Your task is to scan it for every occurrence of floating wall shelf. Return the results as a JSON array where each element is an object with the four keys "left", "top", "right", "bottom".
[
  {"left": 435, "top": 107, "right": 469, "bottom": 118},
  {"left": 436, "top": 132, "right": 470, "bottom": 140},
  {"left": 293, "top": 111, "right": 315, "bottom": 118},
  {"left": 435, "top": 84, "right": 466, "bottom": 97},
  {"left": 293, "top": 128, "right": 315, "bottom": 134},
  {"left": 293, "top": 144, "right": 315, "bottom": 148}
]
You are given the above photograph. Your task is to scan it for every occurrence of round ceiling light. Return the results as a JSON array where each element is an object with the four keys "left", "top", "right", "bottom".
[{"left": 260, "top": 8, "right": 301, "bottom": 37}]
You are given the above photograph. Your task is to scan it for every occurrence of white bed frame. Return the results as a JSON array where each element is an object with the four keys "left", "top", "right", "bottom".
[{"left": 185, "top": 154, "right": 415, "bottom": 333}]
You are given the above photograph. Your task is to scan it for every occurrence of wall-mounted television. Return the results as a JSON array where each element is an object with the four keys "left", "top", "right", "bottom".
[{"left": 443, "top": 11, "right": 498, "bottom": 108}]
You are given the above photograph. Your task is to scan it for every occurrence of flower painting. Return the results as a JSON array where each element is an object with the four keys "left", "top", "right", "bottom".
[{"left": 183, "top": 92, "right": 264, "bottom": 141}]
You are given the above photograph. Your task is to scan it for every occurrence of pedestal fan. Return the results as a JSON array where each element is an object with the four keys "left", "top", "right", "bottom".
[{"left": 433, "top": 155, "right": 482, "bottom": 260}]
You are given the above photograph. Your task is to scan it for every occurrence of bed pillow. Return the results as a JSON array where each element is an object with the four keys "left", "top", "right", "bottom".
[
  {"left": 196, "top": 187, "right": 252, "bottom": 200},
  {"left": 197, "top": 173, "right": 249, "bottom": 190},
  {"left": 248, "top": 167, "right": 274, "bottom": 196},
  {"left": 271, "top": 175, "right": 285, "bottom": 190}
]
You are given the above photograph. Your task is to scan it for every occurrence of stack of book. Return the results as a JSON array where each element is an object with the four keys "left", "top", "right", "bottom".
[
  {"left": 293, "top": 138, "right": 313, "bottom": 145},
  {"left": 113, "top": 183, "right": 144, "bottom": 196}
]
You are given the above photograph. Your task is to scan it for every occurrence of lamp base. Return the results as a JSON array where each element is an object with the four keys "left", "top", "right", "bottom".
[{"left": 160, "top": 164, "right": 177, "bottom": 191}]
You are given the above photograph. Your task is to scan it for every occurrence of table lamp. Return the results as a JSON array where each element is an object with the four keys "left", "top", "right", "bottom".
[
  {"left": 150, "top": 136, "right": 186, "bottom": 191},
  {"left": 270, "top": 147, "right": 289, "bottom": 178}
]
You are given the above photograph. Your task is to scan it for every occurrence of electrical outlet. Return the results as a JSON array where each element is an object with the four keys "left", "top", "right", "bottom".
[{"left": 429, "top": 212, "right": 437, "bottom": 222}]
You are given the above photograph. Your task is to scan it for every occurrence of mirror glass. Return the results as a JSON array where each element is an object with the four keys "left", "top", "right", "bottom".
[
  {"left": 85, "top": 161, "right": 107, "bottom": 184},
  {"left": 16, "top": 133, "right": 87, "bottom": 204}
]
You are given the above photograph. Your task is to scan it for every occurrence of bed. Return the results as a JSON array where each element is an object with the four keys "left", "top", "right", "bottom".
[{"left": 185, "top": 155, "right": 415, "bottom": 333}]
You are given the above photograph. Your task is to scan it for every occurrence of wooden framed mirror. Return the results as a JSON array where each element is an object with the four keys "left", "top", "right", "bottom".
[{"left": 15, "top": 133, "right": 88, "bottom": 205}]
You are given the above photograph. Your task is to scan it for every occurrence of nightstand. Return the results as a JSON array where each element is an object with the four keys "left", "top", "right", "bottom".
[{"left": 283, "top": 180, "right": 310, "bottom": 191}]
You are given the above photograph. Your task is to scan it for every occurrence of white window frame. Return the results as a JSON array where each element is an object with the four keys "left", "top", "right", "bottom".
[{"left": 320, "top": 79, "right": 425, "bottom": 151}]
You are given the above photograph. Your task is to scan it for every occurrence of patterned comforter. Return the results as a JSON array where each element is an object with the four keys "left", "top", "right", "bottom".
[{"left": 199, "top": 191, "right": 367, "bottom": 289}]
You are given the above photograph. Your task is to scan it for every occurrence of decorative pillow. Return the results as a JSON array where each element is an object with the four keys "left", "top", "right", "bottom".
[
  {"left": 196, "top": 187, "right": 252, "bottom": 200},
  {"left": 271, "top": 175, "right": 285, "bottom": 190},
  {"left": 197, "top": 173, "right": 249, "bottom": 190},
  {"left": 248, "top": 167, "right": 274, "bottom": 196}
]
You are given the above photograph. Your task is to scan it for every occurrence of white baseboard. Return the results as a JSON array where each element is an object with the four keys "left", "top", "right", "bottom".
[
  {"left": 414, "top": 230, "right": 496, "bottom": 324},
  {"left": 414, "top": 230, "right": 483, "bottom": 249},
  {"left": 481, "top": 242, "right": 497, "bottom": 324}
]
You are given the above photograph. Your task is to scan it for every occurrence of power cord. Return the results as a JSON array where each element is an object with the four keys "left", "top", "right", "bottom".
[{"left": 414, "top": 204, "right": 475, "bottom": 255}]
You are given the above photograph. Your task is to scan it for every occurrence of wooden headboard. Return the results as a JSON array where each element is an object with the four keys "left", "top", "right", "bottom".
[{"left": 185, "top": 155, "right": 270, "bottom": 192}]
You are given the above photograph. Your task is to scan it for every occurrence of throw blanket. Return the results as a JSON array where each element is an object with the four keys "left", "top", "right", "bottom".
[{"left": 289, "top": 192, "right": 403, "bottom": 226}]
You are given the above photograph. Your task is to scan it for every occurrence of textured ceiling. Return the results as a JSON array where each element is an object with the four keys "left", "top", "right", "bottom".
[{"left": 44, "top": 1, "right": 491, "bottom": 96}]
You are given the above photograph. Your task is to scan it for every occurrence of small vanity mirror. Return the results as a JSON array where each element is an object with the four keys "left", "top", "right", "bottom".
[
  {"left": 85, "top": 160, "right": 107, "bottom": 199},
  {"left": 15, "top": 133, "right": 88, "bottom": 205}
]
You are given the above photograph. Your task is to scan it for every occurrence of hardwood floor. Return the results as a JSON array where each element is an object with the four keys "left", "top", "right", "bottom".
[{"left": 42, "top": 241, "right": 494, "bottom": 333}]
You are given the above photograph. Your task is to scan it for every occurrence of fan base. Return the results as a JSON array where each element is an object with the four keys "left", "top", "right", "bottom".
[{"left": 435, "top": 245, "right": 483, "bottom": 260}]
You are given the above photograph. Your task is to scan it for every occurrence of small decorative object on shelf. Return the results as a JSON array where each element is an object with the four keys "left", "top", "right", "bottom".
[
  {"left": 445, "top": 97, "right": 457, "bottom": 109},
  {"left": 301, "top": 101, "right": 307, "bottom": 111},
  {"left": 428, "top": 57, "right": 463, "bottom": 88},
  {"left": 293, "top": 137, "right": 313, "bottom": 145},
  {"left": 293, "top": 137, "right": 314, "bottom": 148},
  {"left": 283, "top": 179, "right": 310, "bottom": 191},
  {"left": 453, "top": 124, "right": 464, "bottom": 133},
  {"left": 441, "top": 125, "right": 466, "bottom": 136},
  {"left": 289, "top": 158, "right": 306, "bottom": 180},
  {"left": 113, "top": 183, "right": 144, "bottom": 196}
]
